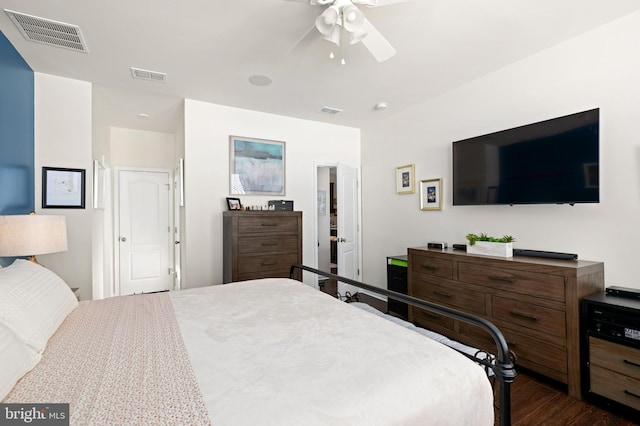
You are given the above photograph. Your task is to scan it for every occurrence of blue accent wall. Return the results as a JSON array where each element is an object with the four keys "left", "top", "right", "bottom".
[
  {"left": 0, "top": 30, "right": 34, "bottom": 216},
  {"left": 0, "top": 31, "right": 34, "bottom": 267}
]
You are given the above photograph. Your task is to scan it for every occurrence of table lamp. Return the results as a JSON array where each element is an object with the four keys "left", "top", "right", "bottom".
[{"left": 0, "top": 213, "right": 68, "bottom": 264}]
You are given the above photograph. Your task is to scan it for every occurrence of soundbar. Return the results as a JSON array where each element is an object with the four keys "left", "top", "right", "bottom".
[{"left": 513, "top": 248, "right": 578, "bottom": 260}]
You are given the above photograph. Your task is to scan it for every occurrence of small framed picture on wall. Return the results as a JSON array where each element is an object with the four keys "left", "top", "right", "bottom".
[
  {"left": 396, "top": 164, "right": 415, "bottom": 194},
  {"left": 420, "top": 178, "right": 442, "bottom": 211},
  {"left": 42, "top": 167, "right": 86, "bottom": 209}
]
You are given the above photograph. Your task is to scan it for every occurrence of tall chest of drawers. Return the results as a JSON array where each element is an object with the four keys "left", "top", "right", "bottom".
[
  {"left": 407, "top": 247, "right": 604, "bottom": 399},
  {"left": 223, "top": 211, "right": 302, "bottom": 283}
]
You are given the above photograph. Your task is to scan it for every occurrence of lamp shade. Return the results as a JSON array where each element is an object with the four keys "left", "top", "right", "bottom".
[{"left": 0, "top": 214, "right": 68, "bottom": 257}]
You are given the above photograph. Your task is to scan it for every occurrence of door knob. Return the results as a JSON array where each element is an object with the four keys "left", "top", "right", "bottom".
[{"left": 120, "top": 237, "right": 127, "bottom": 242}]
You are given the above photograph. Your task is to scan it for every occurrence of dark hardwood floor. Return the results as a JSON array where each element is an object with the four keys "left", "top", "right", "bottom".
[
  {"left": 494, "top": 369, "right": 638, "bottom": 425},
  {"left": 321, "top": 288, "right": 639, "bottom": 425}
]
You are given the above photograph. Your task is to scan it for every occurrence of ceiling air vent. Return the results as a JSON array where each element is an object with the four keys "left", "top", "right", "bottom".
[
  {"left": 4, "top": 9, "right": 89, "bottom": 53},
  {"left": 320, "top": 106, "right": 342, "bottom": 115},
  {"left": 130, "top": 67, "right": 168, "bottom": 83}
]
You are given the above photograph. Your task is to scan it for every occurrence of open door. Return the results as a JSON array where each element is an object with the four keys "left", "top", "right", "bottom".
[{"left": 337, "top": 163, "right": 359, "bottom": 282}]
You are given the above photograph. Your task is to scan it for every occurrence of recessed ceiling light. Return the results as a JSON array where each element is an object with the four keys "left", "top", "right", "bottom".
[
  {"left": 249, "top": 75, "right": 272, "bottom": 86},
  {"left": 137, "top": 113, "right": 149, "bottom": 119},
  {"left": 375, "top": 102, "right": 388, "bottom": 111}
]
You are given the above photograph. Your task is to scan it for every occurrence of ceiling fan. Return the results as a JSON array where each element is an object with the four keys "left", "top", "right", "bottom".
[{"left": 293, "top": 0, "right": 410, "bottom": 63}]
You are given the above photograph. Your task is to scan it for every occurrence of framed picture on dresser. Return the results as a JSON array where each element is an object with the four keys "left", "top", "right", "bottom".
[{"left": 226, "top": 197, "right": 242, "bottom": 210}]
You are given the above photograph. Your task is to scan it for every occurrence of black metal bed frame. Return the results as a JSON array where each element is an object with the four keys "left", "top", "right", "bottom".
[{"left": 290, "top": 263, "right": 516, "bottom": 426}]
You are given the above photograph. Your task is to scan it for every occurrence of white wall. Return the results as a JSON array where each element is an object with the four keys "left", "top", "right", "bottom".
[
  {"left": 110, "top": 127, "right": 176, "bottom": 169},
  {"left": 34, "top": 73, "right": 93, "bottom": 299},
  {"left": 183, "top": 100, "right": 360, "bottom": 288},
  {"left": 361, "top": 11, "right": 640, "bottom": 289}
]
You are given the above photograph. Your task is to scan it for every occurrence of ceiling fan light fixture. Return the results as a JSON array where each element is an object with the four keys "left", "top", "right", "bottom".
[
  {"left": 349, "top": 29, "right": 367, "bottom": 44},
  {"left": 342, "top": 4, "right": 364, "bottom": 32},
  {"left": 321, "top": 25, "right": 341, "bottom": 45},
  {"left": 315, "top": 6, "right": 340, "bottom": 35}
]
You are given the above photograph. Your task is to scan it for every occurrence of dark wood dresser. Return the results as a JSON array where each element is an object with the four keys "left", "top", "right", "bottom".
[
  {"left": 407, "top": 247, "right": 604, "bottom": 399},
  {"left": 223, "top": 211, "right": 302, "bottom": 283}
]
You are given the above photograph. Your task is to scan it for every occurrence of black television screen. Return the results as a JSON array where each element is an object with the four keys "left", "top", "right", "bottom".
[{"left": 452, "top": 108, "right": 599, "bottom": 206}]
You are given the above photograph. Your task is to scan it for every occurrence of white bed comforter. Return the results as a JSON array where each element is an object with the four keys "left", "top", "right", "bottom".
[{"left": 170, "top": 278, "right": 494, "bottom": 426}]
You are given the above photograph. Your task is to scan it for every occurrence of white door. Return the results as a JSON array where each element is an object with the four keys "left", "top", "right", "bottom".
[
  {"left": 337, "top": 163, "right": 359, "bottom": 281},
  {"left": 118, "top": 170, "right": 173, "bottom": 295},
  {"left": 173, "top": 161, "right": 182, "bottom": 290}
]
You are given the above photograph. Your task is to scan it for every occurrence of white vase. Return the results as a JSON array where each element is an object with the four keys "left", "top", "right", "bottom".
[{"left": 467, "top": 241, "right": 513, "bottom": 258}]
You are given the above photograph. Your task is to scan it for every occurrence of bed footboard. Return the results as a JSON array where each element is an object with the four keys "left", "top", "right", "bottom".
[{"left": 290, "top": 263, "right": 516, "bottom": 426}]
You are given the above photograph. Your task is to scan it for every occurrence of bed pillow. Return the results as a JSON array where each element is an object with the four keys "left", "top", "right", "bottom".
[
  {"left": 0, "top": 259, "right": 78, "bottom": 352},
  {"left": 0, "top": 322, "right": 41, "bottom": 401}
]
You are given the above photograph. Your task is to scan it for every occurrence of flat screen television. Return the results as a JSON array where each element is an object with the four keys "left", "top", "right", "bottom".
[{"left": 452, "top": 108, "right": 599, "bottom": 206}]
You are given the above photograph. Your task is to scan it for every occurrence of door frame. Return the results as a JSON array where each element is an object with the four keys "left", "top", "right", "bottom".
[
  {"left": 313, "top": 161, "right": 363, "bottom": 291},
  {"left": 113, "top": 166, "right": 174, "bottom": 297}
]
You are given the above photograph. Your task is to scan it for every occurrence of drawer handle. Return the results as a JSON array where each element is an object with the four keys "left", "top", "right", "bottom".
[
  {"left": 261, "top": 242, "right": 278, "bottom": 246},
  {"left": 510, "top": 310, "right": 537, "bottom": 322},
  {"left": 420, "top": 264, "right": 438, "bottom": 271},
  {"left": 490, "top": 276, "right": 515, "bottom": 283},
  {"left": 261, "top": 261, "right": 278, "bottom": 266},
  {"left": 624, "top": 390, "right": 640, "bottom": 400},
  {"left": 261, "top": 223, "right": 278, "bottom": 227},
  {"left": 422, "top": 311, "right": 441, "bottom": 319},
  {"left": 623, "top": 359, "right": 640, "bottom": 369},
  {"left": 433, "top": 290, "right": 452, "bottom": 298}
]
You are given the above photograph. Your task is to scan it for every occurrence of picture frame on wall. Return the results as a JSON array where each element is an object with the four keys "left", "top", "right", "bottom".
[
  {"left": 229, "top": 136, "right": 285, "bottom": 195},
  {"left": 420, "top": 178, "right": 442, "bottom": 211},
  {"left": 396, "top": 164, "right": 415, "bottom": 194},
  {"left": 42, "top": 167, "right": 86, "bottom": 209}
]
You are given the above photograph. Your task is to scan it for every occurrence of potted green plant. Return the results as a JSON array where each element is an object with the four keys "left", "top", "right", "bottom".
[{"left": 465, "top": 233, "right": 515, "bottom": 258}]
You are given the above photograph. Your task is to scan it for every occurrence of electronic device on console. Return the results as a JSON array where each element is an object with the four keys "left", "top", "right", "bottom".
[
  {"left": 606, "top": 286, "right": 640, "bottom": 300},
  {"left": 587, "top": 303, "right": 640, "bottom": 347},
  {"left": 427, "top": 241, "right": 447, "bottom": 250}
]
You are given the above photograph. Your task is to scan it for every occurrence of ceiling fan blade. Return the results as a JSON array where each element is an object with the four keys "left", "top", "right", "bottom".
[
  {"left": 360, "top": 18, "right": 396, "bottom": 62},
  {"left": 353, "top": 0, "right": 412, "bottom": 7}
]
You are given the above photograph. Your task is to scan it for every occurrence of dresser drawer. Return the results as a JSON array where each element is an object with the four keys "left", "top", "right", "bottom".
[
  {"left": 492, "top": 296, "right": 566, "bottom": 338},
  {"left": 413, "top": 307, "right": 455, "bottom": 333},
  {"left": 499, "top": 326, "right": 568, "bottom": 377},
  {"left": 238, "top": 236, "right": 299, "bottom": 255},
  {"left": 590, "top": 364, "right": 640, "bottom": 411},
  {"left": 238, "top": 253, "right": 299, "bottom": 274},
  {"left": 410, "top": 254, "right": 453, "bottom": 279},
  {"left": 237, "top": 215, "right": 299, "bottom": 234},
  {"left": 590, "top": 337, "right": 640, "bottom": 380},
  {"left": 237, "top": 269, "right": 292, "bottom": 282},
  {"left": 458, "top": 262, "right": 565, "bottom": 302},
  {"left": 412, "top": 278, "right": 486, "bottom": 316}
]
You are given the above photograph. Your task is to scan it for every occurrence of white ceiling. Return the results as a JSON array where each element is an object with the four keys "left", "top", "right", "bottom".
[{"left": 1, "top": 0, "right": 640, "bottom": 133}]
